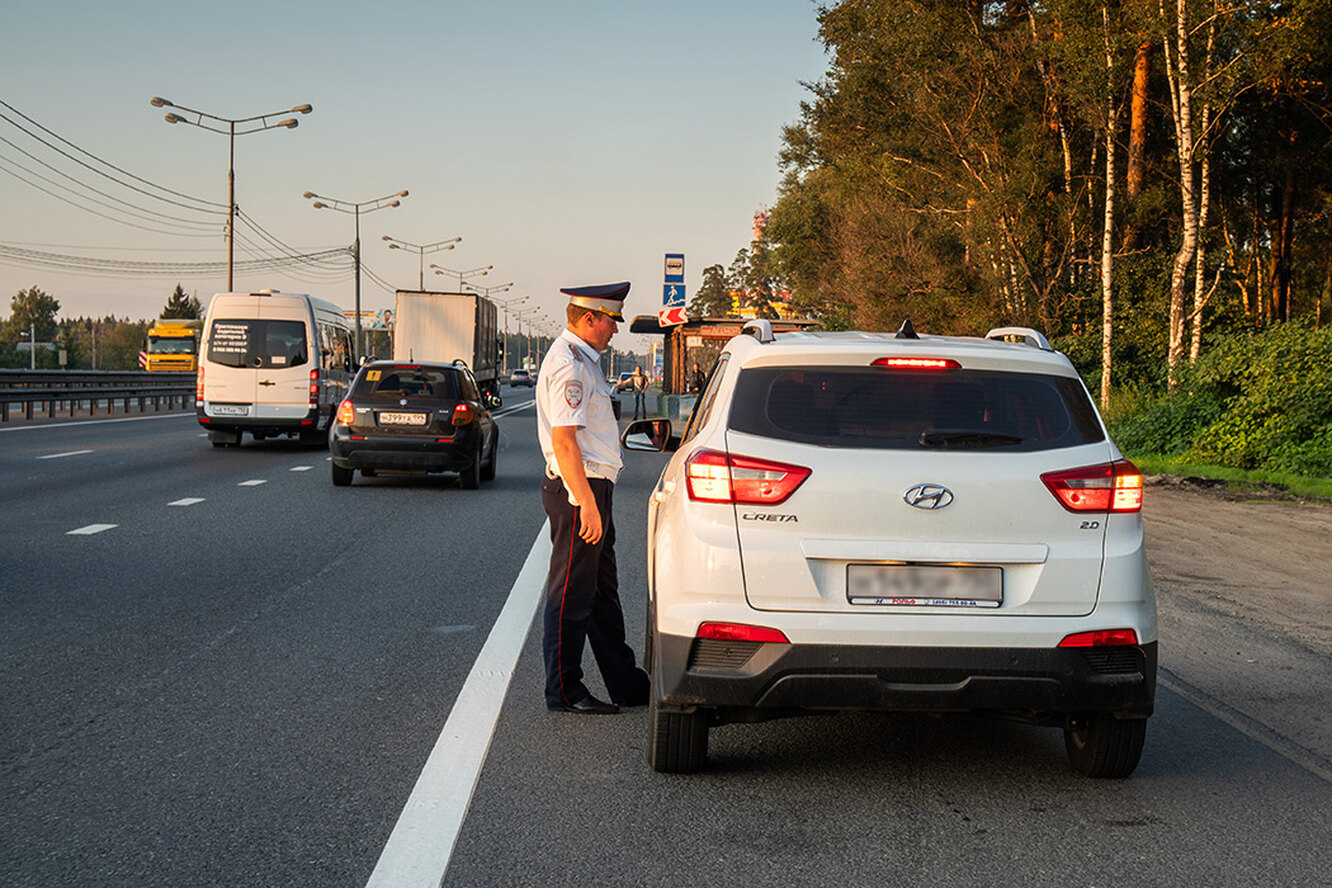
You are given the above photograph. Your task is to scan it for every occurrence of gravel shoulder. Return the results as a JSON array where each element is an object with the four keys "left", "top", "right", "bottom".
[{"left": 1142, "top": 478, "right": 1332, "bottom": 767}]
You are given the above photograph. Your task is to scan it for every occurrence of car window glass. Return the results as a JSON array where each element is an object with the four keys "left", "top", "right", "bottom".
[
  {"left": 727, "top": 366, "right": 1104, "bottom": 451},
  {"left": 354, "top": 366, "right": 459, "bottom": 400},
  {"left": 681, "top": 354, "right": 728, "bottom": 445},
  {"left": 207, "top": 319, "right": 307, "bottom": 369}
]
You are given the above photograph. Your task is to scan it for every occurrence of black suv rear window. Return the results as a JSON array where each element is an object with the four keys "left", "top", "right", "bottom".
[
  {"left": 352, "top": 366, "right": 460, "bottom": 400},
  {"left": 728, "top": 366, "right": 1104, "bottom": 451}
]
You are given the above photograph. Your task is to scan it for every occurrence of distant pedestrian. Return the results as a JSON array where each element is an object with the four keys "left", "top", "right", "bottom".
[
  {"left": 689, "top": 362, "right": 706, "bottom": 394},
  {"left": 619, "top": 364, "right": 648, "bottom": 419}
]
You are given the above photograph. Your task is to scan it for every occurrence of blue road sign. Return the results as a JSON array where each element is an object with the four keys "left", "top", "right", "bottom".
[
  {"left": 663, "top": 283, "right": 686, "bottom": 306},
  {"left": 664, "top": 253, "right": 685, "bottom": 284}
]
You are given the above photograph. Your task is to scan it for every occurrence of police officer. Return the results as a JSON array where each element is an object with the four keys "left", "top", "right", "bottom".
[{"left": 536, "top": 282, "right": 651, "bottom": 714}]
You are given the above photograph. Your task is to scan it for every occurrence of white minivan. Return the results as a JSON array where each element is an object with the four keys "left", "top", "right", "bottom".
[{"left": 196, "top": 290, "right": 355, "bottom": 447}]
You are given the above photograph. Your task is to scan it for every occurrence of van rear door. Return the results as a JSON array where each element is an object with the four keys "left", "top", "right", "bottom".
[
  {"left": 253, "top": 297, "right": 312, "bottom": 419},
  {"left": 202, "top": 295, "right": 263, "bottom": 414}
]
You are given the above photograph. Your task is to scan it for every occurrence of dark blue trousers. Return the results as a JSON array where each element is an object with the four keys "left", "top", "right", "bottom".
[{"left": 541, "top": 475, "right": 650, "bottom": 707}]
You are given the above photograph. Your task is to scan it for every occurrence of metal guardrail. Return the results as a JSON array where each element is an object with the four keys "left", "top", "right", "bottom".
[{"left": 0, "top": 369, "right": 194, "bottom": 422}]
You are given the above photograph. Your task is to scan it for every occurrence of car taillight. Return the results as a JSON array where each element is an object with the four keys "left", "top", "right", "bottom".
[
  {"left": 696, "top": 622, "right": 790, "bottom": 644},
  {"left": 451, "top": 403, "right": 475, "bottom": 426},
  {"left": 684, "top": 448, "right": 810, "bottom": 505},
  {"left": 336, "top": 399, "right": 355, "bottom": 425},
  {"left": 1058, "top": 629, "right": 1139, "bottom": 648},
  {"left": 195, "top": 365, "right": 204, "bottom": 403},
  {"left": 871, "top": 357, "right": 961, "bottom": 370},
  {"left": 1041, "top": 460, "right": 1143, "bottom": 513}
]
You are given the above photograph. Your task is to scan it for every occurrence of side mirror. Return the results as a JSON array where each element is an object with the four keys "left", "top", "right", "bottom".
[{"left": 621, "top": 418, "right": 677, "bottom": 453}]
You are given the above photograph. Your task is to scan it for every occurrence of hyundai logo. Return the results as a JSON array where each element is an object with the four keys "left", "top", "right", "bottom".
[{"left": 904, "top": 483, "right": 954, "bottom": 510}]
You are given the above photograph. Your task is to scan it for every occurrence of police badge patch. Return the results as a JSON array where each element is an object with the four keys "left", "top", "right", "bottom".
[{"left": 563, "top": 381, "right": 583, "bottom": 408}]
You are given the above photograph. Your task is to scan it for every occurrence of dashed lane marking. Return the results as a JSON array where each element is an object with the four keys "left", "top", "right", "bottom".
[
  {"left": 67, "top": 524, "right": 117, "bottom": 535},
  {"left": 238, "top": 479, "right": 267, "bottom": 487},
  {"left": 37, "top": 450, "right": 94, "bottom": 459},
  {"left": 168, "top": 498, "right": 206, "bottom": 507},
  {"left": 290, "top": 465, "right": 313, "bottom": 472}
]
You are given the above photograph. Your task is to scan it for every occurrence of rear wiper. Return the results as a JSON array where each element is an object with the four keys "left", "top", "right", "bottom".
[{"left": 918, "top": 429, "right": 1023, "bottom": 449}]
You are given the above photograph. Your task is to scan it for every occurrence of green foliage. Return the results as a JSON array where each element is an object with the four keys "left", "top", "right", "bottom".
[
  {"left": 161, "top": 284, "right": 202, "bottom": 319},
  {"left": 1109, "top": 323, "right": 1332, "bottom": 478}
]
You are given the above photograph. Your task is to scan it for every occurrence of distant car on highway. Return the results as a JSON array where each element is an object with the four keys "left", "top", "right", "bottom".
[
  {"left": 623, "top": 319, "right": 1156, "bottom": 778},
  {"left": 509, "top": 368, "right": 535, "bottom": 387},
  {"left": 329, "top": 360, "right": 500, "bottom": 488}
]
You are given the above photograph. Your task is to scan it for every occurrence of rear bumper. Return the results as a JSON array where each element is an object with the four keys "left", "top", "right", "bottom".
[
  {"left": 653, "top": 633, "right": 1156, "bottom": 725},
  {"left": 197, "top": 406, "right": 322, "bottom": 434},
  {"left": 329, "top": 426, "right": 478, "bottom": 472}
]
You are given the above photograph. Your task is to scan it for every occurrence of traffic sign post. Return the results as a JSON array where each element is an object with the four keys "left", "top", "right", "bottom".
[{"left": 660, "top": 253, "right": 686, "bottom": 327}]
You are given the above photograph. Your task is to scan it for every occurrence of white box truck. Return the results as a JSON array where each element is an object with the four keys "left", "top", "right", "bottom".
[{"left": 392, "top": 290, "right": 501, "bottom": 398}]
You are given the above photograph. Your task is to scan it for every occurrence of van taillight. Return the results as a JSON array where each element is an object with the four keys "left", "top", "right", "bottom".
[
  {"left": 1041, "top": 460, "right": 1143, "bottom": 512},
  {"left": 309, "top": 369, "right": 320, "bottom": 409},
  {"left": 336, "top": 399, "right": 355, "bottom": 425},
  {"left": 685, "top": 449, "right": 810, "bottom": 505},
  {"left": 451, "top": 403, "right": 475, "bottom": 426},
  {"left": 195, "top": 366, "right": 204, "bottom": 404}
]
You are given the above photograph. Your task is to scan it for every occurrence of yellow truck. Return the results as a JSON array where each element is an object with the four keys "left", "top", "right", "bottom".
[{"left": 141, "top": 318, "right": 202, "bottom": 371}]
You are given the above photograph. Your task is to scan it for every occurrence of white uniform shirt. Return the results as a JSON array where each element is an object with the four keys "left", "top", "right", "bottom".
[{"left": 536, "top": 328, "right": 623, "bottom": 482}]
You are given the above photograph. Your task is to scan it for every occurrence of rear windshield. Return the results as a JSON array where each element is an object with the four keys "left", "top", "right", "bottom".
[
  {"left": 207, "top": 319, "right": 308, "bottom": 369},
  {"left": 728, "top": 366, "right": 1104, "bottom": 451},
  {"left": 351, "top": 366, "right": 460, "bottom": 400}
]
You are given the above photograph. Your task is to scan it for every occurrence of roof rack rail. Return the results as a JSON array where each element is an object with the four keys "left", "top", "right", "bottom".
[
  {"left": 741, "top": 318, "right": 775, "bottom": 343},
  {"left": 985, "top": 326, "right": 1053, "bottom": 352}
]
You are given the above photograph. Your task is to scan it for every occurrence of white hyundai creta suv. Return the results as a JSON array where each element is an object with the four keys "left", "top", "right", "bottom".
[{"left": 622, "top": 320, "right": 1156, "bottom": 778}]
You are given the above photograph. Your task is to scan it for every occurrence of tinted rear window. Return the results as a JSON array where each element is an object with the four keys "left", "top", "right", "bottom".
[
  {"left": 728, "top": 366, "right": 1104, "bottom": 451},
  {"left": 352, "top": 366, "right": 459, "bottom": 400},
  {"left": 207, "top": 319, "right": 307, "bottom": 369}
]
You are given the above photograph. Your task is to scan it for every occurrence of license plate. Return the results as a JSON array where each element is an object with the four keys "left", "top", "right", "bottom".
[
  {"left": 379, "top": 411, "right": 427, "bottom": 426},
  {"left": 847, "top": 564, "right": 1003, "bottom": 607},
  {"left": 211, "top": 404, "right": 249, "bottom": 416}
]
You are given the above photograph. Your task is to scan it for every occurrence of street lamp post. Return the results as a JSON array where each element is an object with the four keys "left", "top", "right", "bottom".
[
  {"left": 304, "top": 190, "right": 409, "bottom": 359},
  {"left": 514, "top": 308, "right": 541, "bottom": 369},
  {"left": 381, "top": 235, "right": 462, "bottom": 289},
  {"left": 150, "top": 97, "right": 312, "bottom": 291},
  {"left": 492, "top": 293, "right": 525, "bottom": 373},
  {"left": 429, "top": 264, "right": 493, "bottom": 289}
]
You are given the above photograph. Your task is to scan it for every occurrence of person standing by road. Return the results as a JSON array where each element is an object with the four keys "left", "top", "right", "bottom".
[
  {"left": 689, "top": 361, "right": 706, "bottom": 393},
  {"left": 619, "top": 364, "right": 648, "bottom": 420},
  {"left": 536, "top": 282, "right": 651, "bottom": 715}
]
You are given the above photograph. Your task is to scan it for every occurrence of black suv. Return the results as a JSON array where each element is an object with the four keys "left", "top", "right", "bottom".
[{"left": 329, "top": 360, "right": 500, "bottom": 488}]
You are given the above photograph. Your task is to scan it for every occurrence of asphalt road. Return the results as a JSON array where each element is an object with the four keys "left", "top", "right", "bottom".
[{"left": 2, "top": 398, "right": 1330, "bottom": 887}]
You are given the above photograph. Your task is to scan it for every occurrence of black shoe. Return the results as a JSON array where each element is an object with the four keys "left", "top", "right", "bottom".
[{"left": 548, "top": 695, "right": 620, "bottom": 715}]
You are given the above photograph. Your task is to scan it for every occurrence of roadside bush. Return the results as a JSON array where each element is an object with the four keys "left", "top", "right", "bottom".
[{"left": 1110, "top": 322, "right": 1332, "bottom": 478}]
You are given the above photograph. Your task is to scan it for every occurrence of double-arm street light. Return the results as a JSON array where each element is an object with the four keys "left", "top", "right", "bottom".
[
  {"left": 304, "top": 189, "right": 408, "bottom": 358},
  {"left": 430, "top": 263, "right": 493, "bottom": 288},
  {"left": 150, "top": 96, "right": 312, "bottom": 291},
  {"left": 382, "top": 235, "right": 462, "bottom": 289},
  {"left": 491, "top": 292, "right": 525, "bottom": 372}
]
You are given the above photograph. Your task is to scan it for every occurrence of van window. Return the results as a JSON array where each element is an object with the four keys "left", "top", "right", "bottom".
[
  {"left": 208, "top": 320, "right": 309, "bottom": 369},
  {"left": 727, "top": 366, "right": 1105, "bottom": 452}
]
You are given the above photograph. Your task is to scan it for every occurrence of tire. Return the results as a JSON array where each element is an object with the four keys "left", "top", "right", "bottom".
[
  {"left": 331, "top": 463, "right": 354, "bottom": 487},
  {"left": 459, "top": 442, "right": 482, "bottom": 490},
  {"left": 647, "top": 686, "right": 708, "bottom": 774},
  {"left": 1064, "top": 714, "right": 1147, "bottom": 778},
  {"left": 480, "top": 434, "right": 497, "bottom": 481}
]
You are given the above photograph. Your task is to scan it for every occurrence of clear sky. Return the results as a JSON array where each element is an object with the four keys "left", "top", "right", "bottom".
[{"left": 1, "top": 0, "right": 829, "bottom": 354}]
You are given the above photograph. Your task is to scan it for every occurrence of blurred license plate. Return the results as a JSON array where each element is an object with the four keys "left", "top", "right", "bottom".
[
  {"left": 379, "top": 412, "right": 427, "bottom": 426},
  {"left": 211, "top": 404, "right": 249, "bottom": 416},
  {"left": 847, "top": 564, "right": 1002, "bottom": 607}
]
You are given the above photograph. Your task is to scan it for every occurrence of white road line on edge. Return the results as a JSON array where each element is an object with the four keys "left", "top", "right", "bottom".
[{"left": 364, "top": 522, "right": 550, "bottom": 888}]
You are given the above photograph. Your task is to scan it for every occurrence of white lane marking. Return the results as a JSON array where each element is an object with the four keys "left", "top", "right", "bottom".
[
  {"left": 0, "top": 413, "right": 194, "bottom": 433},
  {"left": 168, "top": 498, "right": 205, "bottom": 507},
  {"left": 37, "top": 450, "right": 94, "bottom": 460},
  {"left": 239, "top": 479, "right": 267, "bottom": 487},
  {"left": 290, "top": 465, "right": 313, "bottom": 472},
  {"left": 68, "top": 523, "right": 117, "bottom": 535},
  {"left": 365, "top": 522, "right": 550, "bottom": 888},
  {"left": 492, "top": 400, "right": 534, "bottom": 418}
]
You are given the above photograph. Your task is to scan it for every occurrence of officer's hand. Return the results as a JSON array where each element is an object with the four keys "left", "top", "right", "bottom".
[{"left": 578, "top": 503, "right": 603, "bottom": 545}]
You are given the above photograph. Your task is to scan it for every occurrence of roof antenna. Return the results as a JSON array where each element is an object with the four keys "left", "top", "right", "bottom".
[{"left": 895, "top": 319, "right": 919, "bottom": 340}]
